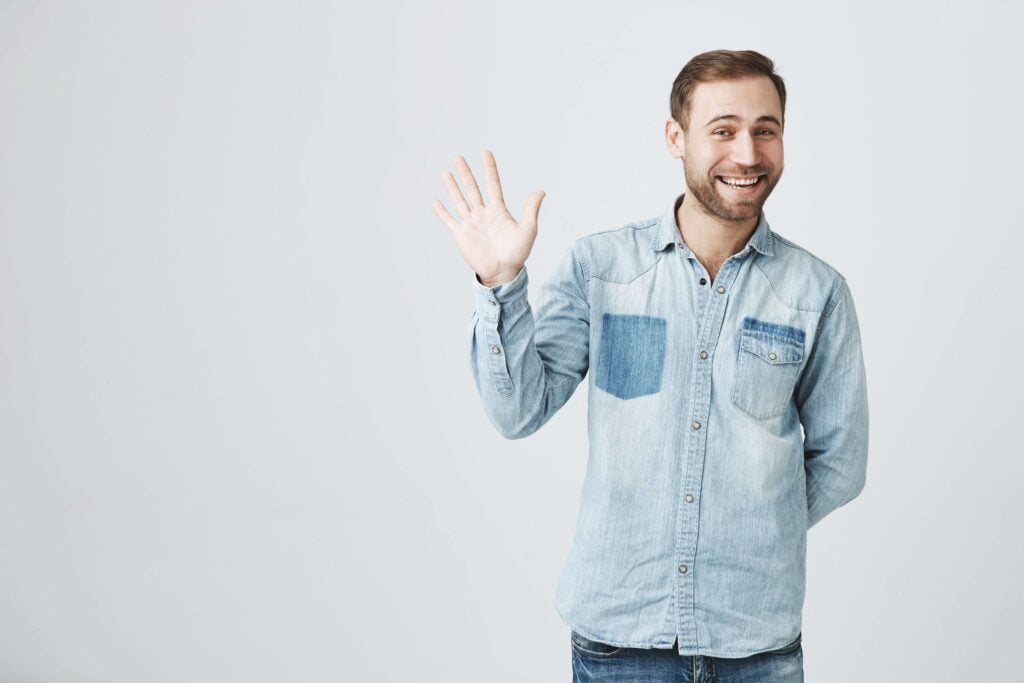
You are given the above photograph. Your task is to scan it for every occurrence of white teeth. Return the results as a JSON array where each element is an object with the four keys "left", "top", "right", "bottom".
[{"left": 720, "top": 176, "right": 760, "bottom": 186}]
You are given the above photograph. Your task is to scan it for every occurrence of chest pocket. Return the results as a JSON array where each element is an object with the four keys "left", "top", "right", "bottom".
[
  {"left": 730, "top": 320, "right": 805, "bottom": 420},
  {"left": 595, "top": 313, "right": 667, "bottom": 400}
]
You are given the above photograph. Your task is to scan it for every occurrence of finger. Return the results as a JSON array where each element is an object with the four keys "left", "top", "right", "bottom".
[
  {"left": 431, "top": 199, "right": 459, "bottom": 232},
  {"left": 442, "top": 171, "right": 472, "bottom": 219},
  {"left": 522, "top": 190, "right": 546, "bottom": 227},
  {"left": 482, "top": 149, "right": 505, "bottom": 206},
  {"left": 453, "top": 155, "right": 485, "bottom": 209}
]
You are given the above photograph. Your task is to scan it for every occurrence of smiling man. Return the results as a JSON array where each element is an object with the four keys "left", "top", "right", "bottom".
[{"left": 434, "top": 49, "right": 869, "bottom": 682}]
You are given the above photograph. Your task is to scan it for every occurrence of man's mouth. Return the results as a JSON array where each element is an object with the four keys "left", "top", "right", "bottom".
[{"left": 716, "top": 175, "right": 764, "bottom": 189}]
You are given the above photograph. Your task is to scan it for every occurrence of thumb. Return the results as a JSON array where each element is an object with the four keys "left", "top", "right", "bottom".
[{"left": 522, "top": 190, "right": 546, "bottom": 227}]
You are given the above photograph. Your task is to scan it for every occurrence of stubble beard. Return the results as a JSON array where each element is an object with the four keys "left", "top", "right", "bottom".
[{"left": 683, "top": 156, "right": 782, "bottom": 223}]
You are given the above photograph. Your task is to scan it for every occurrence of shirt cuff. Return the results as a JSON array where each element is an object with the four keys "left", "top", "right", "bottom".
[{"left": 472, "top": 266, "right": 529, "bottom": 327}]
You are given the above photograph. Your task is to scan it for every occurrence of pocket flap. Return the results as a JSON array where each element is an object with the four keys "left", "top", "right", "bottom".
[{"left": 739, "top": 330, "right": 803, "bottom": 364}]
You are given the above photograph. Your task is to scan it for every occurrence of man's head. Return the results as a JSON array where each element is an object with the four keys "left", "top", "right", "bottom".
[{"left": 665, "top": 50, "right": 786, "bottom": 222}]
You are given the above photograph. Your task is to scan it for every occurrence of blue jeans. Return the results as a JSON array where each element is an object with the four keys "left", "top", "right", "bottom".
[{"left": 571, "top": 631, "right": 803, "bottom": 682}]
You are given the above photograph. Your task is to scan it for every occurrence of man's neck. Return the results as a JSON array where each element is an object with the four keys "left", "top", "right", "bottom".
[{"left": 675, "top": 192, "right": 759, "bottom": 265}]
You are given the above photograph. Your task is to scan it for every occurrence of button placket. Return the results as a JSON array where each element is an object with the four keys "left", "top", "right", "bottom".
[
  {"left": 673, "top": 256, "right": 744, "bottom": 652},
  {"left": 683, "top": 258, "right": 712, "bottom": 322}
]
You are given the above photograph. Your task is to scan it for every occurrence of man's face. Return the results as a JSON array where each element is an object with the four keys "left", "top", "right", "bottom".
[{"left": 670, "top": 76, "right": 784, "bottom": 222}]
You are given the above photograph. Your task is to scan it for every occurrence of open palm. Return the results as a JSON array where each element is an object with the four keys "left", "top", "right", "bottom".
[{"left": 432, "top": 150, "right": 545, "bottom": 286}]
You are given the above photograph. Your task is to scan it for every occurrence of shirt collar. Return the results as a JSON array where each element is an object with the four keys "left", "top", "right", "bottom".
[{"left": 651, "top": 192, "right": 775, "bottom": 257}]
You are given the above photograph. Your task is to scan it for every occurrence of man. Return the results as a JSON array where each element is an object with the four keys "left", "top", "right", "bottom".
[{"left": 432, "top": 49, "right": 868, "bottom": 682}]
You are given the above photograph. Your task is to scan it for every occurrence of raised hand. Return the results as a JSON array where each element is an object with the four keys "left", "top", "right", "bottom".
[{"left": 432, "top": 150, "right": 545, "bottom": 287}]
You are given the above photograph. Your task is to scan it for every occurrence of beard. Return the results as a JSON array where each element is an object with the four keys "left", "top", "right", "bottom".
[{"left": 683, "top": 156, "right": 782, "bottom": 223}]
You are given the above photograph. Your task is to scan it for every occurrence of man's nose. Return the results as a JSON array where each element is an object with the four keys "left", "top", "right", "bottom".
[{"left": 730, "top": 132, "right": 758, "bottom": 167}]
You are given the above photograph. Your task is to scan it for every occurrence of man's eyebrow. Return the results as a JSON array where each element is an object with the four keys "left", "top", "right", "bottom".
[{"left": 705, "top": 114, "right": 782, "bottom": 127}]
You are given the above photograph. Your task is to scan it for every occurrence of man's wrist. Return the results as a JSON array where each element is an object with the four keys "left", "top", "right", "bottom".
[{"left": 477, "top": 268, "right": 523, "bottom": 288}]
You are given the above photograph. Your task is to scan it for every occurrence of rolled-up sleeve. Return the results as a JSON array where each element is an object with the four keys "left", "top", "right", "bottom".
[
  {"left": 466, "top": 242, "right": 591, "bottom": 439},
  {"left": 795, "top": 278, "right": 869, "bottom": 530}
]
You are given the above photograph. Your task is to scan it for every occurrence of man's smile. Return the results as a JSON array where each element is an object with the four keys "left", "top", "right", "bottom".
[{"left": 716, "top": 174, "right": 766, "bottom": 193}]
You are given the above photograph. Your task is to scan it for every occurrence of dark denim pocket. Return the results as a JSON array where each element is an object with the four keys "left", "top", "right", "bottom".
[
  {"left": 570, "top": 631, "right": 623, "bottom": 658},
  {"left": 730, "top": 318, "right": 805, "bottom": 420},
  {"left": 595, "top": 313, "right": 667, "bottom": 400}
]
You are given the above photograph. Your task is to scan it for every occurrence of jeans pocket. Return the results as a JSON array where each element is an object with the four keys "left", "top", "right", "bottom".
[
  {"left": 595, "top": 313, "right": 667, "bottom": 400},
  {"left": 571, "top": 631, "right": 623, "bottom": 658},
  {"left": 730, "top": 321, "right": 804, "bottom": 420}
]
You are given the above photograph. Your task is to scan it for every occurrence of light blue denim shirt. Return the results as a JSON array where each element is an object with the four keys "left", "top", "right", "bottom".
[{"left": 466, "top": 193, "right": 869, "bottom": 657}]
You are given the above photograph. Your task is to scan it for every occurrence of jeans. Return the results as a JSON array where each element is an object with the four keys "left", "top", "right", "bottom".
[{"left": 571, "top": 630, "right": 803, "bottom": 682}]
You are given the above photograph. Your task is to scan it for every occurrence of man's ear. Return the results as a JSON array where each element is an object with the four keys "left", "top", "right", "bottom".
[{"left": 665, "top": 117, "right": 686, "bottom": 160}]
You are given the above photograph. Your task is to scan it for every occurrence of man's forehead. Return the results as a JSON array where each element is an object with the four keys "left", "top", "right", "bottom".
[{"left": 690, "top": 76, "right": 782, "bottom": 122}]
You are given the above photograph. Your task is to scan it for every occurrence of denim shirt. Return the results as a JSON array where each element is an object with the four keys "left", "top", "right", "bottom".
[{"left": 466, "top": 193, "right": 869, "bottom": 657}]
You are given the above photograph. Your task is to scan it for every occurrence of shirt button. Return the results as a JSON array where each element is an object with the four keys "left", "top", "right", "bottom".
[
  {"left": 488, "top": 298, "right": 497, "bottom": 306},
  {"left": 699, "top": 350, "right": 708, "bottom": 359},
  {"left": 699, "top": 277, "right": 707, "bottom": 285},
  {"left": 692, "top": 421, "right": 701, "bottom": 430},
  {"left": 490, "top": 345, "right": 501, "bottom": 354},
  {"left": 716, "top": 285, "right": 726, "bottom": 294},
  {"left": 685, "top": 494, "right": 694, "bottom": 503},
  {"left": 678, "top": 564, "right": 688, "bottom": 574},
  {"left": 676, "top": 241, "right": 684, "bottom": 249},
  {"left": 768, "top": 351, "right": 777, "bottom": 361}
]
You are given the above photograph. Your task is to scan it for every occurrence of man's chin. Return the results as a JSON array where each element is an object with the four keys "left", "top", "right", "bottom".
[
  {"left": 708, "top": 195, "right": 762, "bottom": 222},
  {"left": 687, "top": 180, "right": 770, "bottom": 222}
]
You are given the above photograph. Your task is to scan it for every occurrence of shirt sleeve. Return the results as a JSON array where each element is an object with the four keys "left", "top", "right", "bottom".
[
  {"left": 466, "top": 242, "right": 590, "bottom": 439},
  {"left": 795, "top": 278, "right": 870, "bottom": 530}
]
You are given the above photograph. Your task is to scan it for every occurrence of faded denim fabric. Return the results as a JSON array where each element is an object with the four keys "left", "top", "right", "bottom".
[
  {"left": 570, "top": 629, "right": 803, "bottom": 681},
  {"left": 466, "top": 193, "right": 869, "bottom": 658}
]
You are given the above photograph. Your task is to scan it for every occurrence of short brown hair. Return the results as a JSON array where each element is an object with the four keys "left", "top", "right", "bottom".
[{"left": 669, "top": 50, "right": 787, "bottom": 131}]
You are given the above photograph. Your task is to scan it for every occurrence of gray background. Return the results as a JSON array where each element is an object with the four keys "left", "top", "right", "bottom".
[{"left": 1, "top": 0, "right": 1022, "bottom": 681}]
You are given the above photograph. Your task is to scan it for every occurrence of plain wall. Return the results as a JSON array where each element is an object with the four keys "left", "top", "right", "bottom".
[{"left": 1, "top": 0, "right": 1022, "bottom": 680}]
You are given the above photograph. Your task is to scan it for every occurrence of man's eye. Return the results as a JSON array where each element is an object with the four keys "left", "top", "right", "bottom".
[
  {"left": 757, "top": 129, "right": 776, "bottom": 136},
  {"left": 713, "top": 130, "right": 731, "bottom": 136}
]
